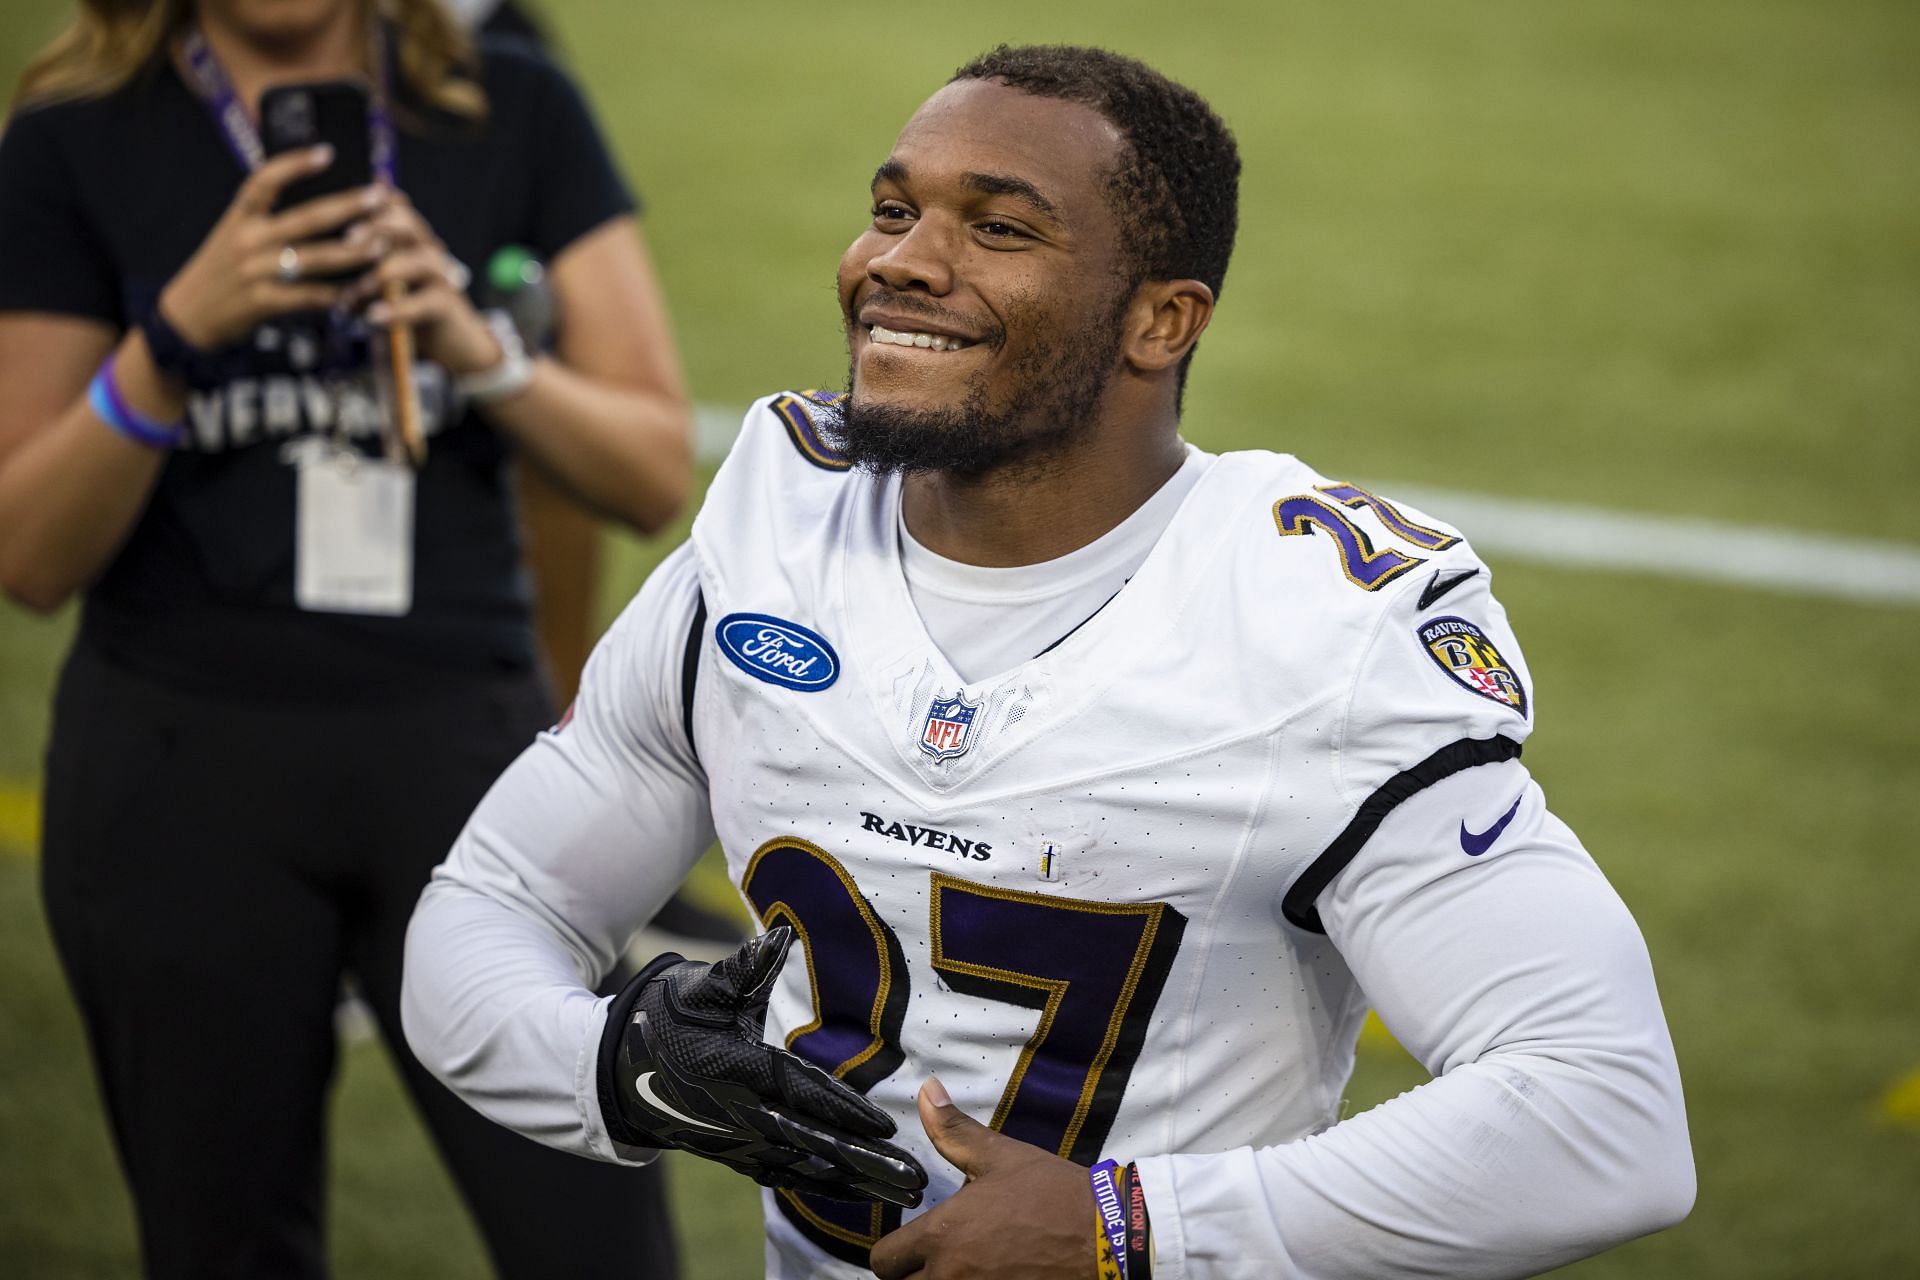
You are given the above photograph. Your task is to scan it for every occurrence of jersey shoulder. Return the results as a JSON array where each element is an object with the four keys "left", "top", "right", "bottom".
[
  {"left": 1210, "top": 449, "right": 1486, "bottom": 597},
  {"left": 705, "top": 388, "right": 854, "bottom": 490},
  {"left": 689, "top": 390, "right": 861, "bottom": 588},
  {"left": 743, "top": 388, "right": 854, "bottom": 472},
  {"left": 1202, "top": 449, "right": 1531, "bottom": 754},
  {"left": 1196, "top": 450, "right": 1496, "bottom": 636}
]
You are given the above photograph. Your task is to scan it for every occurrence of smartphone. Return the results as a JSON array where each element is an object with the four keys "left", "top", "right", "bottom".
[{"left": 260, "top": 80, "right": 375, "bottom": 214}]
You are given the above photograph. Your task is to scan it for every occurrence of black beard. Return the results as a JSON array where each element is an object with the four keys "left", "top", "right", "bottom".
[{"left": 829, "top": 296, "right": 1128, "bottom": 478}]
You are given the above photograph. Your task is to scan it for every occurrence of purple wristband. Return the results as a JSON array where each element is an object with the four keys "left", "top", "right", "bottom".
[
  {"left": 1091, "top": 1158, "right": 1129, "bottom": 1277},
  {"left": 90, "top": 358, "right": 183, "bottom": 450}
]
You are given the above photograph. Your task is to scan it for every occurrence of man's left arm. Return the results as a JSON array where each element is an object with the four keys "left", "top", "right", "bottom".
[{"left": 1132, "top": 758, "right": 1695, "bottom": 1278}]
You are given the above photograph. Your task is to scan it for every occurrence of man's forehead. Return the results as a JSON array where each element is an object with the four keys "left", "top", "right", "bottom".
[{"left": 878, "top": 79, "right": 1125, "bottom": 207}]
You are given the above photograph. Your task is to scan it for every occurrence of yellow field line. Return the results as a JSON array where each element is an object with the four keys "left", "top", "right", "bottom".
[
  {"left": 1880, "top": 1068, "right": 1920, "bottom": 1129},
  {"left": 1358, "top": 1011, "right": 1404, "bottom": 1055},
  {"left": 0, "top": 780, "right": 40, "bottom": 857}
]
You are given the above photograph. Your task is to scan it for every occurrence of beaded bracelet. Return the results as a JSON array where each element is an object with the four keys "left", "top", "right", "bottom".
[{"left": 89, "top": 357, "right": 185, "bottom": 450}]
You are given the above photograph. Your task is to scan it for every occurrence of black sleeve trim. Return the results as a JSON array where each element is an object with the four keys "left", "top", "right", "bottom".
[
  {"left": 679, "top": 591, "right": 707, "bottom": 765},
  {"left": 1281, "top": 735, "right": 1523, "bottom": 934}
]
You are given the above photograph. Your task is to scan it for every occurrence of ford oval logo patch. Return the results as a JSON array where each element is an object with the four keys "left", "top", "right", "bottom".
[{"left": 715, "top": 613, "right": 840, "bottom": 692}]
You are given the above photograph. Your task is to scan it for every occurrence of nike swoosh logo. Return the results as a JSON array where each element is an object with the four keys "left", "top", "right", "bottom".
[
  {"left": 1419, "top": 568, "right": 1481, "bottom": 610},
  {"left": 1460, "top": 794, "right": 1523, "bottom": 855},
  {"left": 634, "top": 1072, "right": 730, "bottom": 1135}
]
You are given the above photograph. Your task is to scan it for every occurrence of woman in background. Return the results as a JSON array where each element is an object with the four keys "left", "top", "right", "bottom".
[{"left": 0, "top": 0, "right": 689, "bottom": 1275}]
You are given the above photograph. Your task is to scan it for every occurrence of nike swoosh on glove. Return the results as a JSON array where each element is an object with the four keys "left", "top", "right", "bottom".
[{"left": 597, "top": 925, "right": 927, "bottom": 1208}]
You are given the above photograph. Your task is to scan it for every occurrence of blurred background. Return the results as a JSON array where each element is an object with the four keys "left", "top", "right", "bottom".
[{"left": 2, "top": 0, "right": 1915, "bottom": 1276}]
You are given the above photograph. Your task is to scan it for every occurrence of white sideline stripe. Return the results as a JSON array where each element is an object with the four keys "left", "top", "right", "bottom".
[
  {"left": 1388, "top": 485, "right": 1920, "bottom": 607},
  {"left": 695, "top": 403, "right": 1920, "bottom": 607},
  {"left": 696, "top": 403, "right": 747, "bottom": 458}
]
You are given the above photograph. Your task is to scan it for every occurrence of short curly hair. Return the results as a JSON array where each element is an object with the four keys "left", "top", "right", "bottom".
[{"left": 951, "top": 45, "right": 1240, "bottom": 390}]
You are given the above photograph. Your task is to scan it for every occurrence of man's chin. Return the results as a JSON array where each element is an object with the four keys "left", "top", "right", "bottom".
[
  {"left": 827, "top": 382, "right": 1010, "bottom": 477},
  {"left": 848, "top": 356, "right": 974, "bottom": 411},
  {"left": 846, "top": 386, "right": 946, "bottom": 422},
  {"left": 844, "top": 368, "right": 988, "bottom": 435}
]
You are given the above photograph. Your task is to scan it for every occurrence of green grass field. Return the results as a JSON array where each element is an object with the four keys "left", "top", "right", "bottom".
[{"left": 3, "top": 1, "right": 1917, "bottom": 1276}]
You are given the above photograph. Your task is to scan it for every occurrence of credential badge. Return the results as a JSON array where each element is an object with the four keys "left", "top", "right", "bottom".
[
  {"left": 1417, "top": 615, "right": 1528, "bottom": 718},
  {"left": 919, "top": 690, "right": 982, "bottom": 761}
]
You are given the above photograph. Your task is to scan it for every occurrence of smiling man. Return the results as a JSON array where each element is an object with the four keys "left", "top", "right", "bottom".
[{"left": 403, "top": 45, "right": 1694, "bottom": 1279}]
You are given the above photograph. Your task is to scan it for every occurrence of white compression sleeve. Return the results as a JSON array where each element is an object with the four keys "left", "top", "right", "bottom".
[
  {"left": 1132, "top": 761, "right": 1694, "bottom": 1279},
  {"left": 402, "top": 543, "right": 716, "bottom": 1162}
]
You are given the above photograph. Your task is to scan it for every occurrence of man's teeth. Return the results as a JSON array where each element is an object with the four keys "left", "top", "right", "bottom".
[{"left": 869, "top": 324, "right": 971, "bottom": 352}]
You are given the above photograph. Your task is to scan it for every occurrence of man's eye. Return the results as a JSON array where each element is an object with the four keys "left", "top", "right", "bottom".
[
  {"left": 977, "top": 221, "right": 1025, "bottom": 239},
  {"left": 872, "top": 203, "right": 913, "bottom": 222}
]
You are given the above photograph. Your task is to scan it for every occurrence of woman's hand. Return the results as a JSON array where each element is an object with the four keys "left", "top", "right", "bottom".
[
  {"left": 157, "top": 145, "right": 389, "bottom": 351},
  {"left": 346, "top": 190, "right": 504, "bottom": 378}
]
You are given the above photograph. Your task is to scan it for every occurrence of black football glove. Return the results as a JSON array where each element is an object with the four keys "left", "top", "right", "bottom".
[{"left": 597, "top": 925, "right": 926, "bottom": 1208}]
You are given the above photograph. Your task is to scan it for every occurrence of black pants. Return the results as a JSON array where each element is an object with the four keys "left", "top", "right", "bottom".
[{"left": 39, "top": 643, "right": 679, "bottom": 1279}]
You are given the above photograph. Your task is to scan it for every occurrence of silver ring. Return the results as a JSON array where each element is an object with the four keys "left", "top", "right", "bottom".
[
  {"left": 443, "top": 256, "right": 472, "bottom": 292},
  {"left": 277, "top": 246, "right": 302, "bottom": 283}
]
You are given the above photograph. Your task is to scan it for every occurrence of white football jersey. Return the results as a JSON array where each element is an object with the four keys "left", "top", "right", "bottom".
[
  {"left": 406, "top": 389, "right": 1689, "bottom": 1279},
  {"left": 685, "top": 392, "right": 1535, "bottom": 1274}
]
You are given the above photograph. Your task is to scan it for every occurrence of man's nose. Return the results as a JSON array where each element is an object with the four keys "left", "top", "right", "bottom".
[{"left": 867, "top": 220, "right": 955, "bottom": 295}]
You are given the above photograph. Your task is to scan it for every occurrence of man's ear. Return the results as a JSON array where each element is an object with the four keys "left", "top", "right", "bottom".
[{"left": 1122, "top": 279, "right": 1215, "bottom": 373}]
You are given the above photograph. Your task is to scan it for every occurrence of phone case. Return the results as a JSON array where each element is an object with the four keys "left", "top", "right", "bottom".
[{"left": 261, "top": 80, "right": 375, "bottom": 213}]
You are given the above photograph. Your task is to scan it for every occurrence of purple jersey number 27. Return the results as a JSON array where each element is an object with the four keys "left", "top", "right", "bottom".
[{"left": 740, "top": 838, "right": 1186, "bottom": 1266}]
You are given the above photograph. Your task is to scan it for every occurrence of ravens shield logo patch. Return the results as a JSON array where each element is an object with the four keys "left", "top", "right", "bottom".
[{"left": 1417, "top": 616, "right": 1528, "bottom": 718}]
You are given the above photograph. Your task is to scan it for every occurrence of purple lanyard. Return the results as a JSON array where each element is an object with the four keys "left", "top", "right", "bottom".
[{"left": 179, "top": 21, "right": 397, "bottom": 185}]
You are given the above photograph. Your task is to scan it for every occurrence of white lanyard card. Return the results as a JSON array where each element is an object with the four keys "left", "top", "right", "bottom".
[{"left": 292, "top": 440, "right": 414, "bottom": 615}]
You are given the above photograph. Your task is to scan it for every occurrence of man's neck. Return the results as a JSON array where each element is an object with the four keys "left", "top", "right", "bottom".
[
  {"left": 193, "top": 3, "right": 367, "bottom": 115},
  {"left": 901, "top": 425, "right": 1189, "bottom": 568}
]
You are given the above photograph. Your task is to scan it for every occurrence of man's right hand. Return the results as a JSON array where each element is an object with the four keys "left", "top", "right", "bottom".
[{"left": 597, "top": 926, "right": 927, "bottom": 1208}]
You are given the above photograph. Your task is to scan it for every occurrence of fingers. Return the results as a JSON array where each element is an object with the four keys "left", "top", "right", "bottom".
[
  {"left": 360, "top": 196, "right": 443, "bottom": 254},
  {"left": 363, "top": 281, "right": 457, "bottom": 329},
  {"left": 352, "top": 254, "right": 476, "bottom": 334},
  {"left": 767, "top": 1169, "right": 919, "bottom": 1210},
  {"left": 869, "top": 1204, "right": 939, "bottom": 1279},
  {"left": 343, "top": 244, "right": 443, "bottom": 306},
  {"left": 264, "top": 183, "right": 386, "bottom": 244},
  {"left": 233, "top": 144, "right": 335, "bottom": 216},
  {"left": 710, "top": 925, "right": 795, "bottom": 999},
  {"left": 755, "top": 1163, "right": 917, "bottom": 1211},
  {"left": 247, "top": 281, "right": 345, "bottom": 316},
  {"left": 769, "top": 1048, "right": 895, "bottom": 1138},
  {"left": 918, "top": 1077, "right": 1004, "bottom": 1180},
  {"left": 252, "top": 232, "right": 384, "bottom": 285},
  {"left": 365, "top": 289, "right": 448, "bottom": 330},
  {"left": 740, "top": 1105, "right": 925, "bottom": 1207}
]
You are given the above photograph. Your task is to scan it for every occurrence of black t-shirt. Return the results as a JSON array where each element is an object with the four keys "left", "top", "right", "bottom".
[{"left": 0, "top": 37, "right": 636, "bottom": 700}]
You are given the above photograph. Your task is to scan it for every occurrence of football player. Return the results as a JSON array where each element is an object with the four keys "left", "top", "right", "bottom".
[{"left": 403, "top": 44, "right": 1694, "bottom": 1279}]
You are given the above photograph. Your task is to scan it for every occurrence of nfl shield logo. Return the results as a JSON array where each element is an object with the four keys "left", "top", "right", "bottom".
[{"left": 920, "top": 691, "right": 982, "bottom": 761}]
